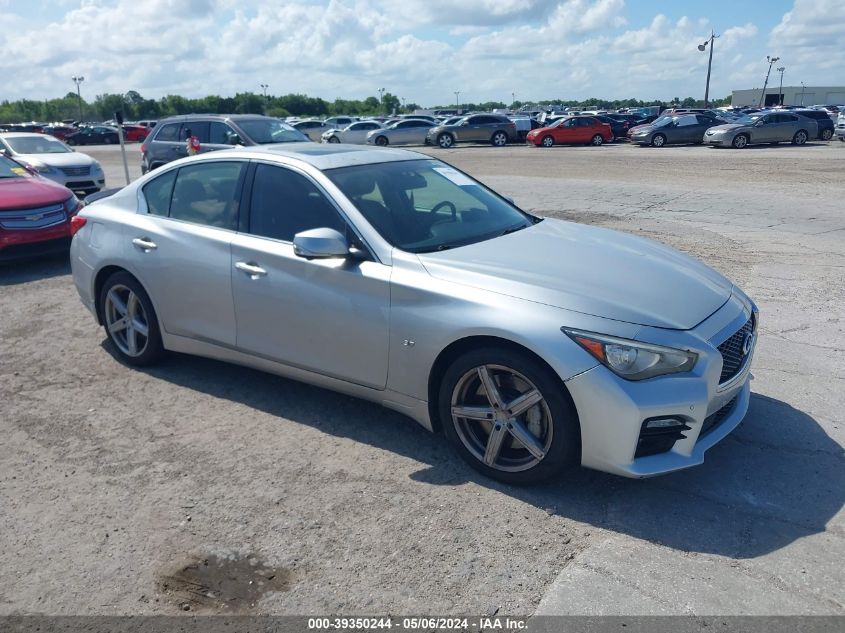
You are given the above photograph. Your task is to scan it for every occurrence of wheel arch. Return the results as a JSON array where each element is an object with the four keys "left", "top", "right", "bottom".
[
  {"left": 93, "top": 265, "right": 157, "bottom": 327},
  {"left": 426, "top": 335, "right": 580, "bottom": 437}
]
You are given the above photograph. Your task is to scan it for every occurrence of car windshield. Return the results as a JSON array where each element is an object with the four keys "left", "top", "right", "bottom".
[
  {"left": 5, "top": 135, "right": 72, "bottom": 154},
  {"left": 236, "top": 119, "right": 308, "bottom": 144},
  {"left": 0, "top": 154, "right": 29, "bottom": 178},
  {"left": 327, "top": 159, "right": 537, "bottom": 253}
]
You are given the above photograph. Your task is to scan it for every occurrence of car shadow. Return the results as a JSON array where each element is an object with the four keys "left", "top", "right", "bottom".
[
  {"left": 0, "top": 253, "right": 70, "bottom": 285},
  {"left": 134, "top": 349, "right": 843, "bottom": 560}
]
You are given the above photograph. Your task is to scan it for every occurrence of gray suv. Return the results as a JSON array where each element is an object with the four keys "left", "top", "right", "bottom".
[
  {"left": 425, "top": 114, "right": 517, "bottom": 148},
  {"left": 140, "top": 114, "right": 308, "bottom": 173}
]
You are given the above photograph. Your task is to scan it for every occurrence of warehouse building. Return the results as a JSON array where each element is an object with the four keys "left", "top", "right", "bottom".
[{"left": 731, "top": 86, "right": 845, "bottom": 108}]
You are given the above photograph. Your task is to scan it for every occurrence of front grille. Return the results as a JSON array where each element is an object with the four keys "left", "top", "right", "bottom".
[
  {"left": 716, "top": 315, "right": 754, "bottom": 384},
  {"left": 0, "top": 203, "right": 66, "bottom": 230},
  {"left": 60, "top": 165, "right": 91, "bottom": 177},
  {"left": 700, "top": 396, "right": 738, "bottom": 437}
]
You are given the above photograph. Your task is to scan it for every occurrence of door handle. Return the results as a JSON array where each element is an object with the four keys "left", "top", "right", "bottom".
[
  {"left": 132, "top": 237, "right": 157, "bottom": 251},
  {"left": 235, "top": 261, "right": 268, "bottom": 278}
]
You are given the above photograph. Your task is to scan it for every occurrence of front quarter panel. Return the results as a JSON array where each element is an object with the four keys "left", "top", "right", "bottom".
[{"left": 385, "top": 251, "right": 643, "bottom": 403}]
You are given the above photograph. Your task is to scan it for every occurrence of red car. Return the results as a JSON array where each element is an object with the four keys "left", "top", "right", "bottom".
[
  {"left": 121, "top": 124, "right": 149, "bottom": 142},
  {"left": 0, "top": 154, "right": 83, "bottom": 261},
  {"left": 42, "top": 125, "right": 78, "bottom": 141},
  {"left": 526, "top": 116, "right": 613, "bottom": 147}
]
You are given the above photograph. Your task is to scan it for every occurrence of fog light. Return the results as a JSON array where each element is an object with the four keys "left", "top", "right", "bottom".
[{"left": 644, "top": 417, "right": 685, "bottom": 430}]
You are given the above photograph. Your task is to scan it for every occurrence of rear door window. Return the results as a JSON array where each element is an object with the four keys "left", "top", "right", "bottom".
[
  {"left": 155, "top": 123, "right": 180, "bottom": 142},
  {"left": 180, "top": 121, "right": 209, "bottom": 143},
  {"left": 209, "top": 121, "right": 235, "bottom": 144},
  {"left": 169, "top": 161, "right": 244, "bottom": 230},
  {"left": 142, "top": 169, "right": 177, "bottom": 216}
]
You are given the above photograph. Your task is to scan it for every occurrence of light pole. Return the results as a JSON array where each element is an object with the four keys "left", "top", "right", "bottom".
[
  {"left": 259, "top": 83, "right": 269, "bottom": 98},
  {"left": 454, "top": 91, "right": 460, "bottom": 111},
  {"left": 377, "top": 87, "right": 385, "bottom": 114},
  {"left": 697, "top": 30, "right": 718, "bottom": 108},
  {"left": 777, "top": 67, "right": 785, "bottom": 105},
  {"left": 800, "top": 81, "right": 806, "bottom": 106},
  {"left": 401, "top": 97, "right": 406, "bottom": 112},
  {"left": 512, "top": 92, "right": 516, "bottom": 110},
  {"left": 759, "top": 55, "right": 780, "bottom": 108},
  {"left": 71, "top": 75, "right": 85, "bottom": 122}
]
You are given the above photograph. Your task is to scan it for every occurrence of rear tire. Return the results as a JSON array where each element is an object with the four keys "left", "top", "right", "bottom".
[
  {"left": 98, "top": 271, "right": 163, "bottom": 367},
  {"left": 491, "top": 131, "right": 508, "bottom": 147},
  {"left": 792, "top": 130, "right": 808, "bottom": 145},
  {"left": 439, "top": 347, "right": 580, "bottom": 485},
  {"left": 590, "top": 134, "right": 604, "bottom": 146}
]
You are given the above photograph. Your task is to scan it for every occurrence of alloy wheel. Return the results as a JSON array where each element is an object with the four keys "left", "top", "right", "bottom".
[
  {"left": 652, "top": 134, "right": 666, "bottom": 147},
  {"left": 541, "top": 136, "right": 554, "bottom": 147},
  {"left": 438, "top": 134, "right": 454, "bottom": 149},
  {"left": 793, "top": 130, "right": 807, "bottom": 145},
  {"left": 821, "top": 129, "right": 833, "bottom": 141},
  {"left": 733, "top": 134, "right": 748, "bottom": 149},
  {"left": 591, "top": 134, "right": 603, "bottom": 146},
  {"left": 492, "top": 132, "right": 507, "bottom": 147},
  {"left": 450, "top": 364, "right": 553, "bottom": 472},
  {"left": 104, "top": 284, "right": 150, "bottom": 357}
]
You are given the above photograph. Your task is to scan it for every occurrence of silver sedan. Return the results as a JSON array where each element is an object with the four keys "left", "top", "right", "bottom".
[
  {"left": 705, "top": 111, "right": 818, "bottom": 148},
  {"left": 70, "top": 144, "right": 757, "bottom": 483},
  {"left": 365, "top": 119, "right": 435, "bottom": 146}
]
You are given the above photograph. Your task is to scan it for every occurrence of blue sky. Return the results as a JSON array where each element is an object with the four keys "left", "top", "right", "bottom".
[{"left": 1, "top": 0, "right": 841, "bottom": 106}]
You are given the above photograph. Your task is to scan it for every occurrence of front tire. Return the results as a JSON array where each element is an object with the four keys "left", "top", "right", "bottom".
[
  {"left": 99, "top": 271, "right": 163, "bottom": 367},
  {"left": 437, "top": 133, "right": 454, "bottom": 149},
  {"left": 541, "top": 135, "right": 554, "bottom": 147},
  {"left": 439, "top": 347, "right": 580, "bottom": 485},
  {"left": 374, "top": 135, "right": 388, "bottom": 146},
  {"left": 651, "top": 133, "right": 666, "bottom": 148},
  {"left": 328, "top": 136, "right": 340, "bottom": 144},
  {"left": 792, "top": 130, "right": 808, "bottom": 145},
  {"left": 732, "top": 134, "right": 749, "bottom": 149},
  {"left": 491, "top": 131, "right": 508, "bottom": 147}
]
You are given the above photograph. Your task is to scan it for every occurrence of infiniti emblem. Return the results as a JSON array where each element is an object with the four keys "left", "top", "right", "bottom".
[{"left": 741, "top": 332, "right": 754, "bottom": 356}]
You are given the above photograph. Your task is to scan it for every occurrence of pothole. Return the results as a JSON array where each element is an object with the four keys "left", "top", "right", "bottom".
[{"left": 158, "top": 552, "right": 294, "bottom": 612}]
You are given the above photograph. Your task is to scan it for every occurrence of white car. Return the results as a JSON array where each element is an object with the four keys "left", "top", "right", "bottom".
[
  {"left": 292, "top": 119, "right": 332, "bottom": 142},
  {"left": 0, "top": 132, "right": 105, "bottom": 196},
  {"left": 321, "top": 120, "right": 384, "bottom": 144},
  {"left": 836, "top": 112, "right": 845, "bottom": 141}
]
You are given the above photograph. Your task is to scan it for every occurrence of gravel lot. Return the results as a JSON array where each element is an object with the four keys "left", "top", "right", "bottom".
[{"left": 1, "top": 140, "right": 843, "bottom": 616}]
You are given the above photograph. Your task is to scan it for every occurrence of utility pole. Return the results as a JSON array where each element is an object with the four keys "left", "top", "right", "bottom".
[
  {"left": 759, "top": 55, "right": 780, "bottom": 108},
  {"left": 377, "top": 87, "right": 385, "bottom": 114},
  {"left": 777, "top": 67, "right": 785, "bottom": 105},
  {"left": 454, "top": 91, "right": 460, "bottom": 112},
  {"left": 800, "top": 82, "right": 806, "bottom": 106},
  {"left": 71, "top": 75, "right": 85, "bottom": 122},
  {"left": 697, "top": 30, "right": 718, "bottom": 108}
]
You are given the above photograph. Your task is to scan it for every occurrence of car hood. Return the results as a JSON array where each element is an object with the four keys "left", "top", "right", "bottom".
[
  {"left": 417, "top": 218, "right": 732, "bottom": 330},
  {"left": 13, "top": 151, "right": 96, "bottom": 168},
  {"left": 0, "top": 175, "right": 72, "bottom": 209}
]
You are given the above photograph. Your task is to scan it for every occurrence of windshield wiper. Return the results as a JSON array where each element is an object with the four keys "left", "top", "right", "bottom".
[{"left": 500, "top": 223, "right": 529, "bottom": 236}]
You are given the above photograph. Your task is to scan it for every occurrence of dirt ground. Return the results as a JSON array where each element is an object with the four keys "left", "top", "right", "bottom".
[{"left": 1, "top": 141, "right": 843, "bottom": 616}]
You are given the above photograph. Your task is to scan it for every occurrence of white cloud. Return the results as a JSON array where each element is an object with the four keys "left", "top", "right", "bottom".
[
  {"left": 771, "top": 0, "right": 845, "bottom": 70},
  {"left": 0, "top": 0, "right": 839, "bottom": 107}
]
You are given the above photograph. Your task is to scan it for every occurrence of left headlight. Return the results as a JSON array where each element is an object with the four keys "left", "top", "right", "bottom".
[
  {"left": 28, "top": 161, "right": 54, "bottom": 174},
  {"left": 562, "top": 328, "right": 698, "bottom": 381},
  {"left": 92, "top": 161, "right": 103, "bottom": 173}
]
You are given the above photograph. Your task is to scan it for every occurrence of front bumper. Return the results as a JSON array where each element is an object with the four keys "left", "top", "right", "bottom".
[
  {"left": 44, "top": 171, "right": 105, "bottom": 196},
  {"left": 565, "top": 293, "right": 757, "bottom": 478},
  {"left": 705, "top": 133, "right": 729, "bottom": 146}
]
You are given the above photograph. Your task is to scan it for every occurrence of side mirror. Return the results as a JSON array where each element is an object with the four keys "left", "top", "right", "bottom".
[
  {"left": 293, "top": 228, "right": 349, "bottom": 259},
  {"left": 228, "top": 134, "right": 242, "bottom": 145}
]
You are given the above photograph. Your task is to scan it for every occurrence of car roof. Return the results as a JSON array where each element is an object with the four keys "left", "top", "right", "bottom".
[
  {"left": 156, "top": 114, "right": 277, "bottom": 123},
  {"left": 0, "top": 132, "right": 54, "bottom": 138},
  {"left": 217, "top": 143, "right": 427, "bottom": 171}
]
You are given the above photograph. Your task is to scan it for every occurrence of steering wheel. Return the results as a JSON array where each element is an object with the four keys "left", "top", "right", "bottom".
[{"left": 429, "top": 200, "right": 457, "bottom": 220}]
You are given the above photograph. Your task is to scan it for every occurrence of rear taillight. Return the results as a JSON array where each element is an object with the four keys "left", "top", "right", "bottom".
[
  {"left": 70, "top": 215, "right": 87, "bottom": 236},
  {"left": 140, "top": 142, "right": 147, "bottom": 155}
]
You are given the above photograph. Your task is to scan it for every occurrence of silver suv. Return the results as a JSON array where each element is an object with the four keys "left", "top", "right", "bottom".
[
  {"left": 140, "top": 114, "right": 308, "bottom": 173},
  {"left": 425, "top": 114, "right": 518, "bottom": 148}
]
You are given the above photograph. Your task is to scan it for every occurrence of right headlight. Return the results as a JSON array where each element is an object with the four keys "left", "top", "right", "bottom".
[{"left": 562, "top": 328, "right": 698, "bottom": 381}]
